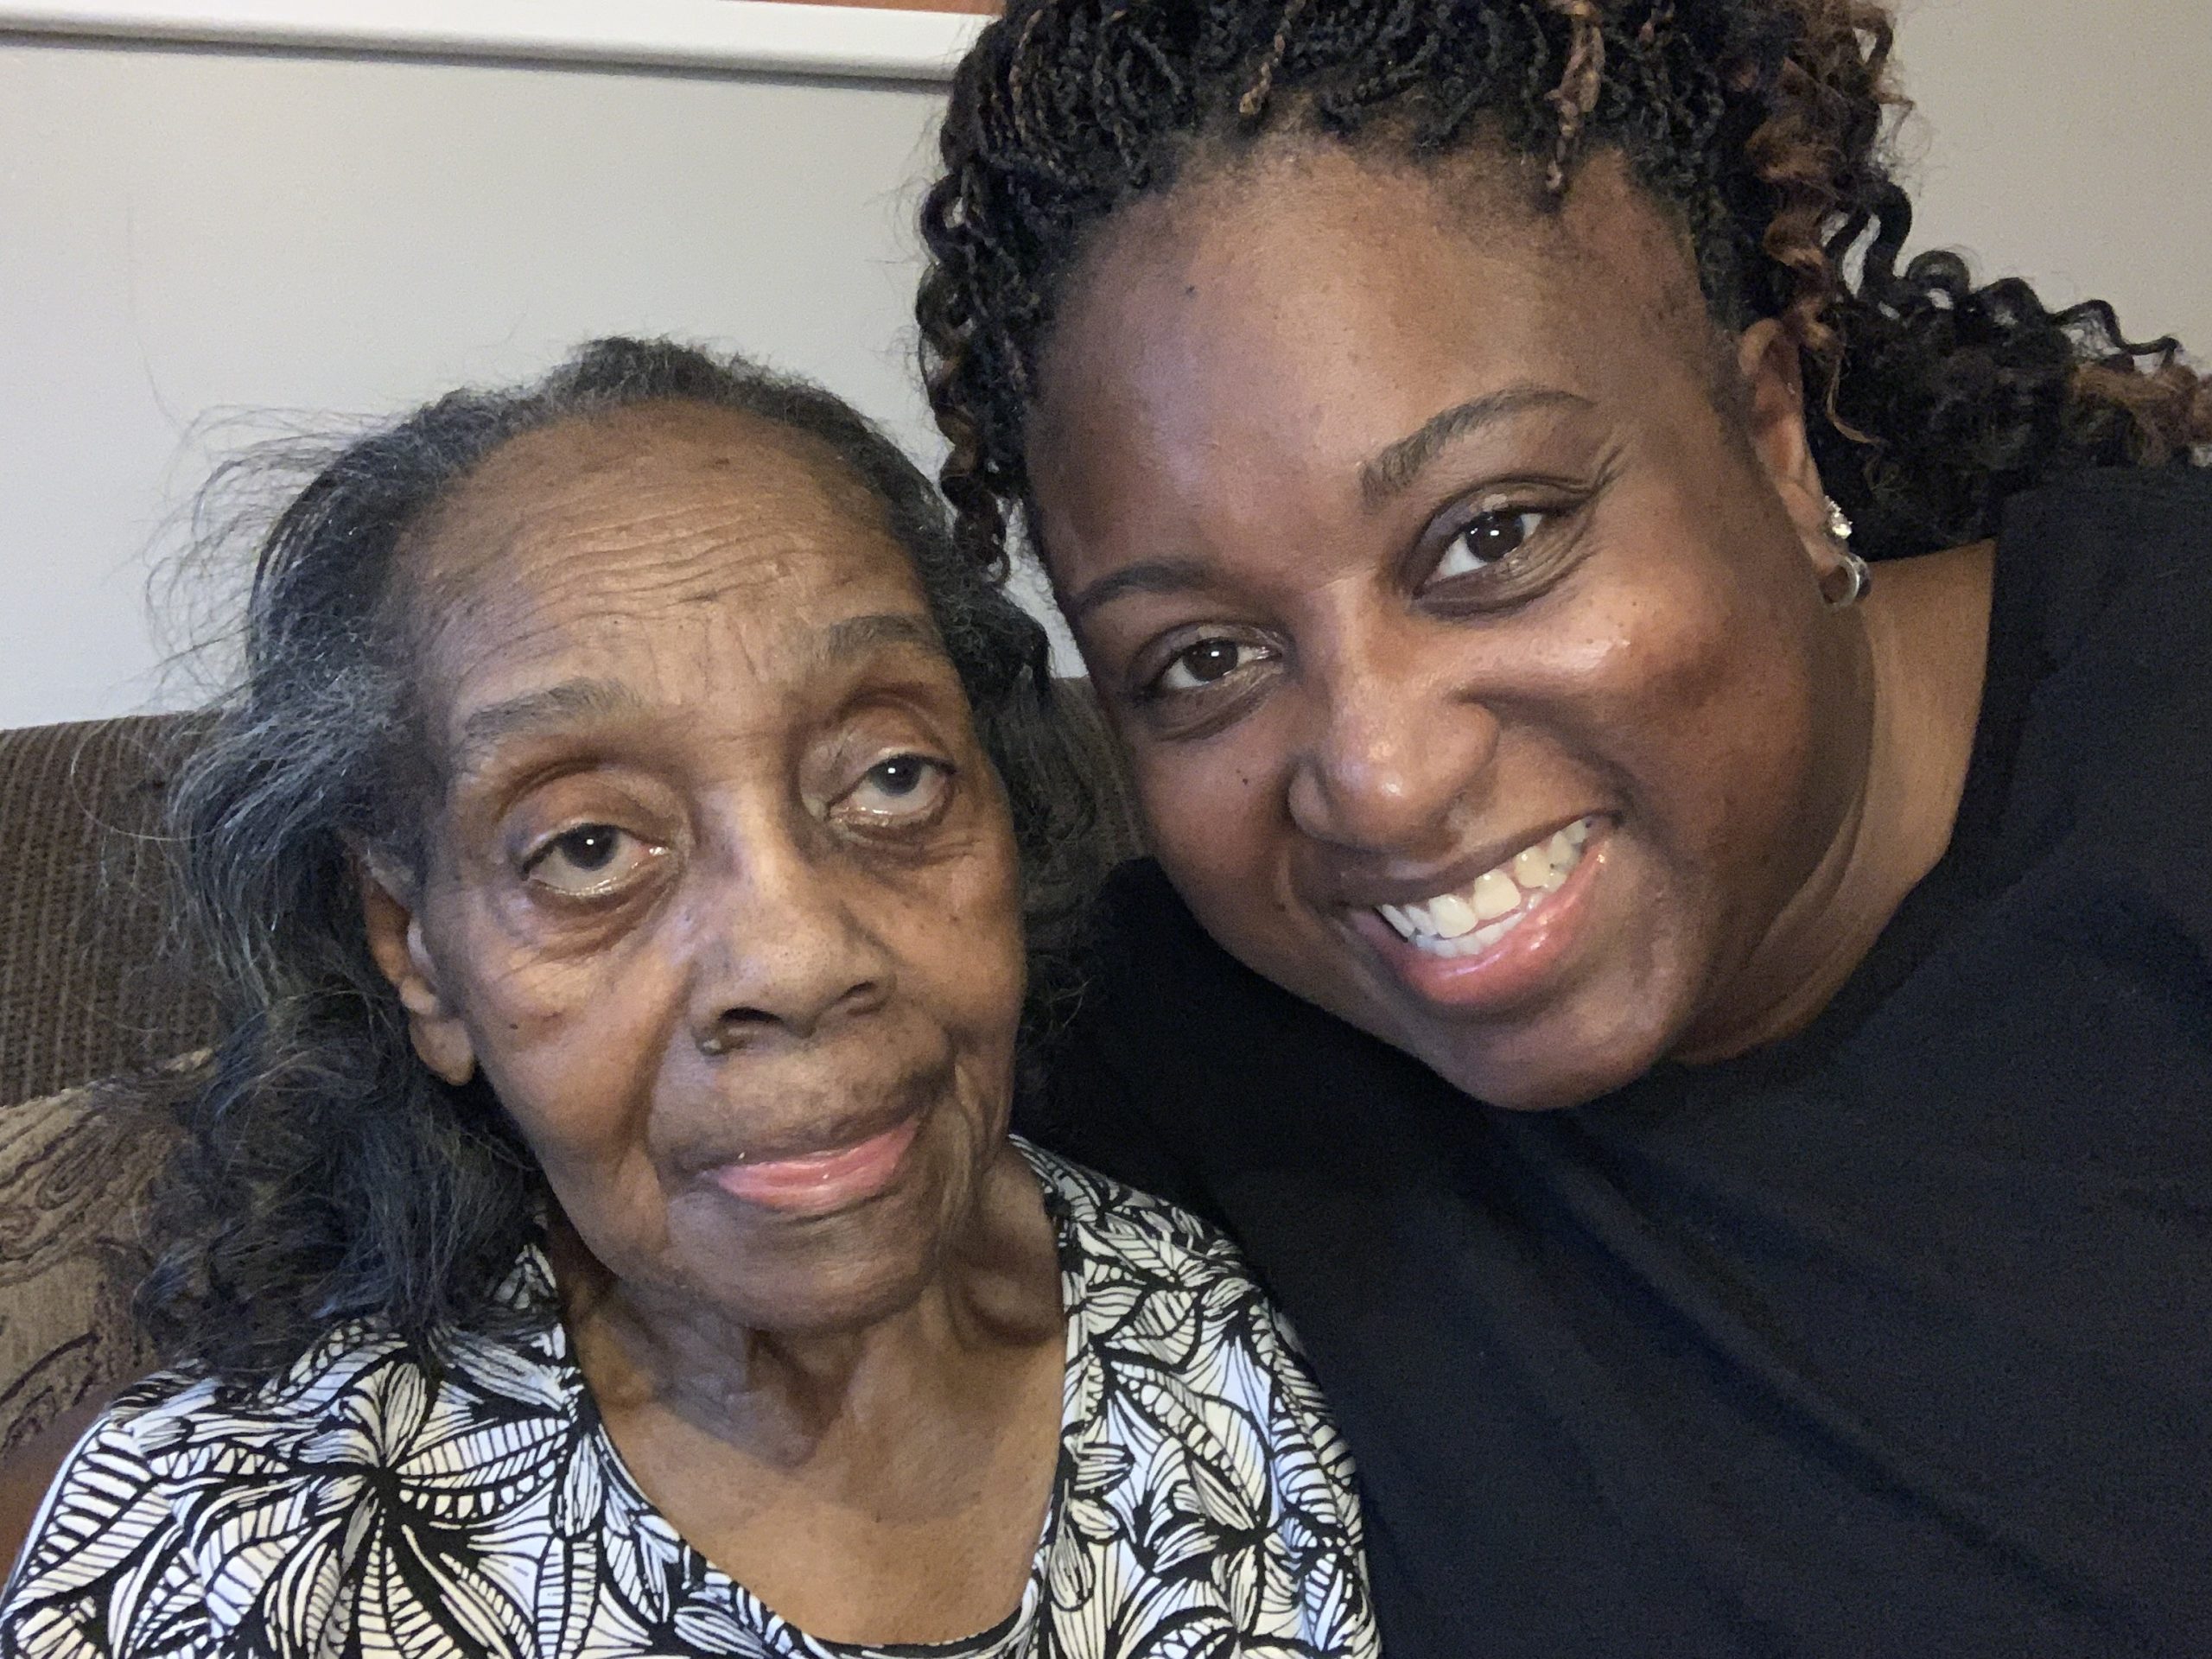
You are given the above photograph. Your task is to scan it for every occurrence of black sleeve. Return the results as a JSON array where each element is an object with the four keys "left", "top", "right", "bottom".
[{"left": 2000, "top": 467, "right": 2212, "bottom": 951}]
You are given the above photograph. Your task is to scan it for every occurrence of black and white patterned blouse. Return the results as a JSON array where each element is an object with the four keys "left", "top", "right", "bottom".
[{"left": 2, "top": 1143, "right": 1376, "bottom": 1658}]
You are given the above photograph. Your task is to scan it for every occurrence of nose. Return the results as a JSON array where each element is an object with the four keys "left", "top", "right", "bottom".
[
  {"left": 683, "top": 830, "right": 895, "bottom": 1058},
  {"left": 1284, "top": 629, "right": 1501, "bottom": 856}
]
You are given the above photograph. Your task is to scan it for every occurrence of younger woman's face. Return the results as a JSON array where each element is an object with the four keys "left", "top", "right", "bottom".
[
  {"left": 365, "top": 406, "right": 1027, "bottom": 1333},
  {"left": 1027, "top": 145, "right": 1867, "bottom": 1109}
]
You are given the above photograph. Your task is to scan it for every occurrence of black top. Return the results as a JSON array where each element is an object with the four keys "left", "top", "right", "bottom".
[{"left": 1028, "top": 467, "right": 2212, "bottom": 1658}]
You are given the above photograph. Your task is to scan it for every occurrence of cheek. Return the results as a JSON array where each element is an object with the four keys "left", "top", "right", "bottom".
[
  {"left": 906, "top": 847, "right": 1028, "bottom": 1052},
  {"left": 1565, "top": 553, "right": 1833, "bottom": 929},
  {"left": 436, "top": 901, "right": 677, "bottom": 1205},
  {"left": 1130, "top": 726, "right": 1306, "bottom": 950}
]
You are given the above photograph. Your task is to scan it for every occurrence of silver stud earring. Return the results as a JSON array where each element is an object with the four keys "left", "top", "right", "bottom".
[{"left": 1821, "top": 495, "right": 1870, "bottom": 609}]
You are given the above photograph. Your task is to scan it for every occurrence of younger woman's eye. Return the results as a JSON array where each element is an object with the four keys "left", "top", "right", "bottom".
[
  {"left": 1428, "top": 509, "right": 1547, "bottom": 585},
  {"left": 524, "top": 823, "right": 662, "bottom": 897},
  {"left": 842, "top": 753, "right": 952, "bottom": 823},
  {"left": 1154, "top": 637, "right": 1274, "bottom": 696}
]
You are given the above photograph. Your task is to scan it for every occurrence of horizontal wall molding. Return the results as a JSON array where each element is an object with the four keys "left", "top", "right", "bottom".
[{"left": 0, "top": 0, "right": 989, "bottom": 80}]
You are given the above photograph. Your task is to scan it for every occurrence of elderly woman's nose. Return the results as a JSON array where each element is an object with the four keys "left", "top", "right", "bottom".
[
  {"left": 1285, "top": 648, "right": 1501, "bottom": 855},
  {"left": 681, "top": 850, "right": 896, "bottom": 1056}
]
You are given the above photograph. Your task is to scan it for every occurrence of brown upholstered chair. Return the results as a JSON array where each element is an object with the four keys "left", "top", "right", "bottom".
[
  {"left": 0, "top": 713, "right": 219, "bottom": 1571},
  {"left": 0, "top": 714, "right": 219, "bottom": 1109}
]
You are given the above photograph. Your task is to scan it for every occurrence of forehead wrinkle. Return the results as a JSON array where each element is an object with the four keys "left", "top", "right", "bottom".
[
  {"left": 423, "top": 481, "right": 911, "bottom": 670},
  {"left": 404, "top": 404, "right": 938, "bottom": 766},
  {"left": 416, "top": 397, "right": 899, "bottom": 595},
  {"left": 440, "top": 607, "right": 950, "bottom": 791}
]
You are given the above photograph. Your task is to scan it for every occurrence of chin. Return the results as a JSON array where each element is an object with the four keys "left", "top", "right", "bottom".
[
  {"left": 691, "top": 1217, "right": 944, "bottom": 1335},
  {"left": 661, "top": 1178, "right": 953, "bottom": 1336},
  {"left": 1414, "top": 995, "right": 1685, "bottom": 1113}
]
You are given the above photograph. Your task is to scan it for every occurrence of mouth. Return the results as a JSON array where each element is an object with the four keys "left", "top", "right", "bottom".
[
  {"left": 705, "top": 1110, "right": 925, "bottom": 1218},
  {"left": 1376, "top": 815, "right": 1594, "bottom": 958},
  {"left": 1352, "top": 814, "right": 1604, "bottom": 1012}
]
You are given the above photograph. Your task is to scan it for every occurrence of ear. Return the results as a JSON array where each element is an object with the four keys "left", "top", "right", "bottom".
[
  {"left": 358, "top": 851, "right": 478, "bottom": 1087},
  {"left": 1735, "top": 318, "right": 1845, "bottom": 581}
]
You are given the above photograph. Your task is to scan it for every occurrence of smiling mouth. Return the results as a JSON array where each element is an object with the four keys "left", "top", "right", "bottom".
[{"left": 1376, "top": 816, "right": 1594, "bottom": 958}]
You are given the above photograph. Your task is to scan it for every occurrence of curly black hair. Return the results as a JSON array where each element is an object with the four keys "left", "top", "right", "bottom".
[
  {"left": 918, "top": 0, "right": 2209, "bottom": 572},
  {"left": 140, "top": 338, "right": 1102, "bottom": 1382}
]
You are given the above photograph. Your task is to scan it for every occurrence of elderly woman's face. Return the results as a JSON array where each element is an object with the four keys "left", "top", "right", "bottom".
[
  {"left": 1027, "top": 145, "right": 1868, "bottom": 1110},
  {"left": 369, "top": 407, "right": 1026, "bottom": 1333}
]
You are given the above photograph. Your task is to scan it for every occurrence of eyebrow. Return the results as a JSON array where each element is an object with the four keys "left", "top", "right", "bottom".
[
  {"left": 1062, "top": 556, "right": 1217, "bottom": 630},
  {"left": 1359, "top": 385, "right": 1593, "bottom": 505},
  {"left": 451, "top": 611, "right": 945, "bottom": 771},
  {"left": 1061, "top": 388, "right": 1594, "bottom": 627},
  {"left": 809, "top": 610, "right": 945, "bottom": 669},
  {"left": 454, "top": 677, "right": 646, "bottom": 773}
]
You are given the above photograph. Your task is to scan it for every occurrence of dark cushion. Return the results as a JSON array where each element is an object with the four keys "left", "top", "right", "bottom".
[
  {"left": 0, "top": 715, "right": 219, "bottom": 1109},
  {"left": 0, "top": 1073, "right": 176, "bottom": 1463}
]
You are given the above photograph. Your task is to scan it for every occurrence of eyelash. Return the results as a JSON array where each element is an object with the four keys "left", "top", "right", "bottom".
[
  {"left": 838, "top": 753, "right": 955, "bottom": 827},
  {"left": 1141, "top": 495, "right": 1561, "bottom": 670},
  {"left": 514, "top": 750, "right": 951, "bottom": 894},
  {"left": 524, "top": 823, "right": 664, "bottom": 899},
  {"left": 1419, "top": 506, "right": 1554, "bottom": 593}
]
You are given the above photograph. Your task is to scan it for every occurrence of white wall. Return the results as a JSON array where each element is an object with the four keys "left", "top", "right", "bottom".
[
  {"left": 0, "top": 38, "right": 957, "bottom": 728},
  {"left": 1896, "top": 0, "right": 2211, "bottom": 356},
  {"left": 2, "top": 4, "right": 2207, "bottom": 728}
]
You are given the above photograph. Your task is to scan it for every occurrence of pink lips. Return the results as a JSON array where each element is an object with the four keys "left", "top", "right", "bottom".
[{"left": 709, "top": 1116, "right": 921, "bottom": 1217}]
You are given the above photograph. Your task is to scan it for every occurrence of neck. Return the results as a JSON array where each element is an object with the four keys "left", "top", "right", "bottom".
[
  {"left": 552, "top": 1141, "right": 1060, "bottom": 1466},
  {"left": 1675, "top": 539, "right": 1996, "bottom": 1064}
]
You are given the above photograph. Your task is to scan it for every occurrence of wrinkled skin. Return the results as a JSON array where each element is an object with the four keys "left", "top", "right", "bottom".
[
  {"left": 361, "top": 404, "right": 1062, "bottom": 1640},
  {"left": 1029, "top": 143, "right": 1990, "bottom": 1110}
]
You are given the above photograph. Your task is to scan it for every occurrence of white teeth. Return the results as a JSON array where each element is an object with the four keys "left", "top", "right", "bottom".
[
  {"left": 1371, "top": 815, "right": 1599, "bottom": 958},
  {"left": 1428, "top": 893, "right": 1478, "bottom": 939},
  {"left": 1473, "top": 869, "right": 1521, "bottom": 921}
]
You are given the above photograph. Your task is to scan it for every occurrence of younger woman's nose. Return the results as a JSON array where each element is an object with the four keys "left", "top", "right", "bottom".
[{"left": 1284, "top": 649, "right": 1501, "bottom": 856}]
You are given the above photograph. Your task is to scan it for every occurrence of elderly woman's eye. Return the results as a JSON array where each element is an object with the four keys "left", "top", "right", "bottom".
[
  {"left": 1429, "top": 510, "right": 1546, "bottom": 584},
  {"left": 842, "top": 753, "right": 952, "bottom": 822},
  {"left": 525, "top": 823, "right": 660, "bottom": 896},
  {"left": 1154, "top": 637, "right": 1274, "bottom": 696}
]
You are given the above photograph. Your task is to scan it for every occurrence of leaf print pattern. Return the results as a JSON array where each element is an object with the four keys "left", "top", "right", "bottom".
[{"left": 0, "top": 1142, "right": 1376, "bottom": 1659}]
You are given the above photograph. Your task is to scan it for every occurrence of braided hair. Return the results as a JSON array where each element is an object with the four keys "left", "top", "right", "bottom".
[{"left": 918, "top": 0, "right": 2209, "bottom": 571}]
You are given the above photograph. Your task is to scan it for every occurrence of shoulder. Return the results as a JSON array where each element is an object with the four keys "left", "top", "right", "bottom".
[
  {"left": 1020, "top": 1141, "right": 1377, "bottom": 1649},
  {"left": 1024, "top": 1138, "right": 1351, "bottom": 1465},
  {"left": 1977, "top": 464, "right": 2212, "bottom": 932},
  {"left": 1992, "top": 463, "right": 2212, "bottom": 773},
  {"left": 1028, "top": 860, "right": 1443, "bottom": 1217},
  {"left": 1026, "top": 1135, "right": 1258, "bottom": 1287},
  {"left": 3, "top": 1255, "right": 574, "bottom": 1652},
  {"left": 1998, "top": 463, "right": 2212, "bottom": 662},
  {"left": 0, "top": 1371, "right": 222, "bottom": 1653}
]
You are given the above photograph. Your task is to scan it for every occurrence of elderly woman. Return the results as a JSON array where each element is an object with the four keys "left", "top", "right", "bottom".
[
  {"left": 916, "top": 3, "right": 2212, "bottom": 1656},
  {"left": 0, "top": 341, "right": 1376, "bottom": 1656}
]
